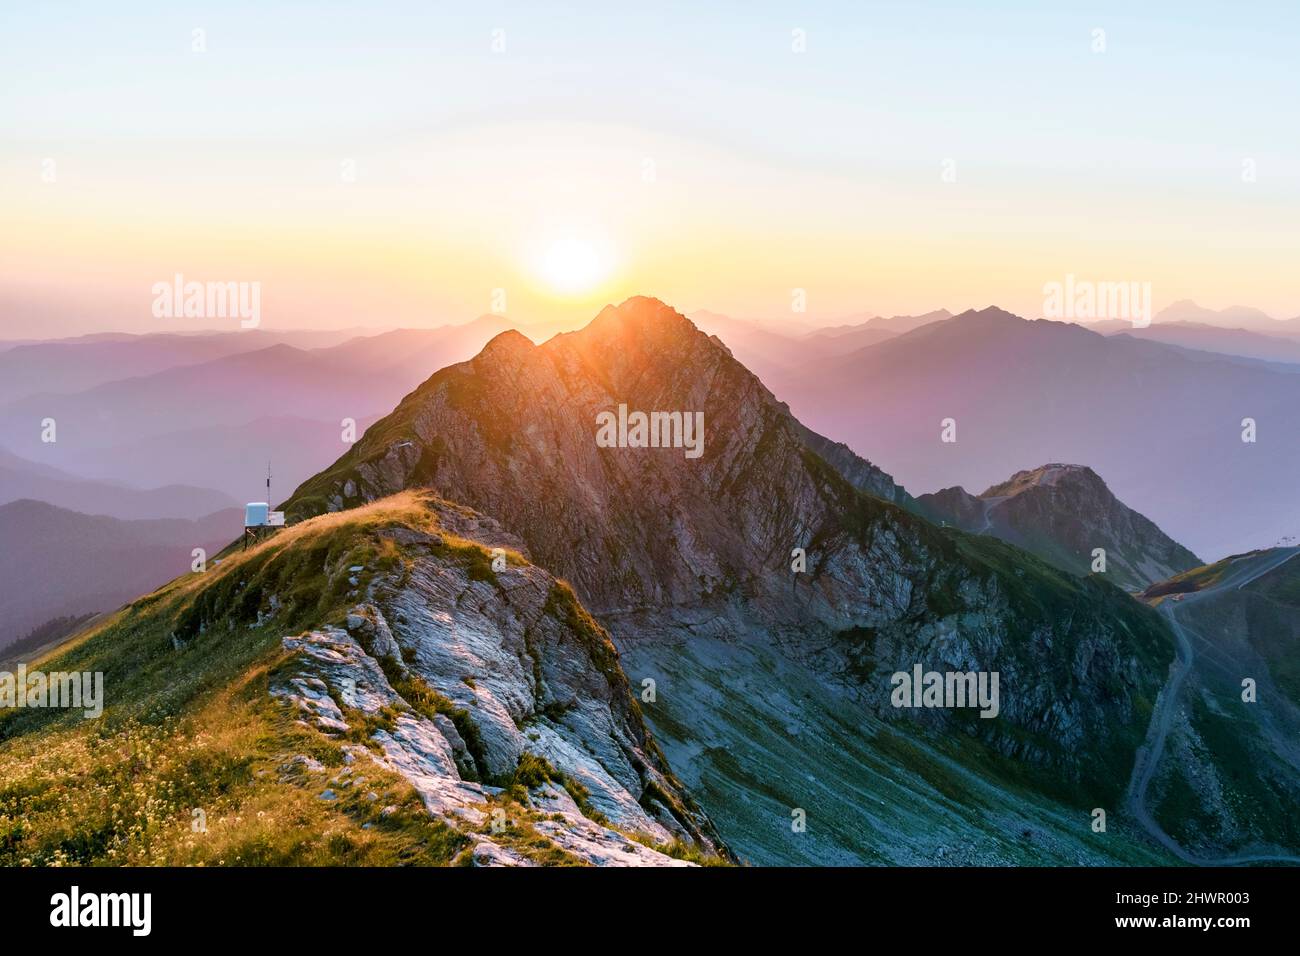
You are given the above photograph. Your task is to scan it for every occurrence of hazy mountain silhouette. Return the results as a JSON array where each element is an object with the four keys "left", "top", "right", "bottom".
[
  {"left": 0, "top": 328, "right": 368, "bottom": 405},
  {"left": 0, "top": 444, "right": 236, "bottom": 520},
  {"left": 0, "top": 499, "right": 240, "bottom": 647},
  {"left": 51, "top": 415, "right": 381, "bottom": 507},
  {"left": 0, "top": 321, "right": 514, "bottom": 497},
  {"left": 688, "top": 310, "right": 841, "bottom": 381},
  {"left": 771, "top": 307, "right": 1300, "bottom": 560},
  {"left": 1111, "top": 322, "right": 1300, "bottom": 365},
  {"left": 1151, "top": 300, "right": 1300, "bottom": 336},
  {"left": 809, "top": 309, "right": 952, "bottom": 347}
]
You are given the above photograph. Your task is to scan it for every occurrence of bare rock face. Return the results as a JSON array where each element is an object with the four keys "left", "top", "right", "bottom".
[
  {"left": 917, "top": 463, "right": 1202, "bottom": 592},
  {"left": 286, "top": 297, "right": 1173, "bottom": 789},
  {"left": 269, "top": 497, "right": 726, "bottom": 866},
  {"left": 289, "top": 297, "right": 911, "bottom": 618}
]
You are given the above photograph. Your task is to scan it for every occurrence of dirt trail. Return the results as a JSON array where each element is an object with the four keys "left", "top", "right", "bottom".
[{"left": 1124, "top": 548, "right": 1300, "bottom": 866}]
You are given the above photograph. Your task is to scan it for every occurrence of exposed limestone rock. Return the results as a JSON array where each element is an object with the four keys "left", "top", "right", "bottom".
[{"left": 267, "top": 507, "right": 728, "bottom": 865}]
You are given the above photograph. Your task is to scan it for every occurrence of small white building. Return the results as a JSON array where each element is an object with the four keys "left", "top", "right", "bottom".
[{"left": 244, "top": 503, "right": 285, "bottom": 528}]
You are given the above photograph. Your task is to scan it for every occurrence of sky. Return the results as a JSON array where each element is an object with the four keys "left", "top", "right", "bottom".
[{"left": 2, "top": 0, "right": 1298, "bottom": 337}]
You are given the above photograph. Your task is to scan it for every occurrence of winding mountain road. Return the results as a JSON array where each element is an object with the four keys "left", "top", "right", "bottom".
[{"left": 1125, "top": 547, "right": 1300, "bottom": 866}]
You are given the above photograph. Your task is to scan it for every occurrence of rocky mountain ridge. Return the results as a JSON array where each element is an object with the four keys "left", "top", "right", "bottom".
[
  {"left": 917, "top": 463, "right": 1202, "bottom": 591},
  {"left": 286, "top": 297, "right": 1174, "bottom": 800},
  {"left": 254, "top": 494, "right": 729, "bottom": 864},
  {"left": 0, "top": 491, "right": 727, "bottom": 867}
]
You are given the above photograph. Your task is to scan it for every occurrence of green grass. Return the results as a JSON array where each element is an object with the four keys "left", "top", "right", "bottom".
[
  {"left": 0, "top": 493, "right": 509, "bottom": 866},
  {"left": 1251, "top": 558, "right": 1300, "bottom": 608},
  {"left": 0, "top": 645, "right": 469, "bottom": 866},
  {"left": 0, "top": 491, "right": 706, "bottom": 867},
  {"left": 1142, "top": 554, "right": 1247, "bottom": 599}
]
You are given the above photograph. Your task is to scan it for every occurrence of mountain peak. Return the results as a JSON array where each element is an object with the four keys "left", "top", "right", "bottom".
[
  {"left": 285, "top": 293, "right": 917, "bottom": 609},
  {"left": 951, "top": 305, "right": 1024, "bottom": 324},
  {"left": 981, "top": 463, "right": 1100, "bottom": 498},
  {"left": 271, "top": 293, "right": 1214, "bottom": 862},
  {"left": 478, "top": 328, "right": 536, "bottom": 359},
  {"left": 581, "top": 296, "right": 698, "bottom": 339},
  {"left": 918, "top": 462, "right": 1200, "bottom": 591},
  {"left": 549, "top": 296, "right": 718, "bottom": 377}
]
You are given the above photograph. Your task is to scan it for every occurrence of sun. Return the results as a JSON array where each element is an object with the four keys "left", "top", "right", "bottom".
[{"left": 531, "top": 237, "right": 613, "bottom": 296}]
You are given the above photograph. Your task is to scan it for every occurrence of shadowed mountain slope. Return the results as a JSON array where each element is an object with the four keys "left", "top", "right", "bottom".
[{"left": 770, "top": 306, "right": 1300, "bottom": 559}]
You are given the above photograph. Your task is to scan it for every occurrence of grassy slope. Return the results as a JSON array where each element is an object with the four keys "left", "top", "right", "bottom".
[
  {"left": 621, "top": 633, "right": 1177, "bottom": 865},
  {"left": 1243, "top": 560, "right": 1300, "bottom": 701},
  {"left": 1141, "top": 556, "right": 1237, "bottom": 599},
  {"left": 0, "top": 495, "right": 463, "bottom": 865},
  {"left": 0, "top": 492, "right": 698, "bottom": 867}
]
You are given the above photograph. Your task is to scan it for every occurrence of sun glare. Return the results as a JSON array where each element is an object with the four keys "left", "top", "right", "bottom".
[{"left": 532, "top": 237, "right": 612, "bottom": 295}]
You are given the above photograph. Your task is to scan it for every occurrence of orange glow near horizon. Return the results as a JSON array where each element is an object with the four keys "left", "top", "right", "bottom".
[{"left": 4, "top": 114, "right": 1299, "bottom": 336}]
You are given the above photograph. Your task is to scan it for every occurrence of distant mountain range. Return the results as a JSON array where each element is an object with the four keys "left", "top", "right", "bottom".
[
  {"left": 0, "top": 328, "right": 370, "bottom": 406},
  {"left": 1148, "top": 300, "right": 1300, "bottom": 335},
  {"left": 809, "top": 309, "right": 954, "bottom": 342},
  {"left": 917, "top": 463, "right": 1201, "bottom": 592},
  {"left": 0, "top": 317, "right": 513, "bottom": 504},
  {"left": 0, "top": 444, "right": 236, "bottom": 520},
  {"left": 1111, "top": 324, "right": 1300, "bottom": 367},
  {"left": 281, "top": 295, "right": 1197, "bottom": 864},
  {"left": 4, "top": 295, "right": 1298, "bottom": 867},
  {"left": 689, "top": 309, "right": 956, "bottom": 381},
  {"left": 697, "top": 300, "right": 1300, "bottom": 371},
  {"left": 772, "top": 306, "right": 1300, "bottom": 560},
  {"left": 0, "top": 499, "right": 240, "bottom": 647},
  {"left": 49, "top": 415, "right": 381, "bottom": 506},
  {"left": 688, "top": 310, "right": 844, "bottom": 382}
]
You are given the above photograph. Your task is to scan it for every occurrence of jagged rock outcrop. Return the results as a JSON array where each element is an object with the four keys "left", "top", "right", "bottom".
[
  {"left": 286, "top": 297, "right": 1174, "bottom": 789},
  {"left": 917, "top": 464, "right": 1201, "bottom": 591},
  {"left": 266, "top": 493, "right": 728, "bottom": 866},
  {"left": 290, "top": 298, "right": 911, "bottom": 617}
]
